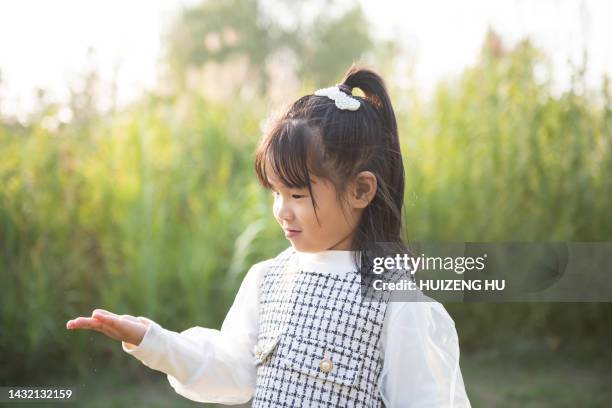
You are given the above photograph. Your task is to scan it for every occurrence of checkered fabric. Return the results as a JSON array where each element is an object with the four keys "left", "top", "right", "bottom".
[{"left": 252, "top": 247, "right": 396, "bottom": 407}]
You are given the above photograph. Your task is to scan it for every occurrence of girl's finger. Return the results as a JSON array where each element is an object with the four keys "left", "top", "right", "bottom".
[
  {"left": 93, "top": 312, "right": 128, "bottom": 339},
  {"left": 92, "top": 309, "right": 118, "bottom": 318},
  {"left": 92, "top": 312, "right": 122, "bottom": 331},
  {"left": 120, "top": 314, "right": 141, "bottom": 324},
  {"left": 92, "top": 312, "right": 139, "bottom": 327},
  {"left": 67, "top": 317, "right": 103, "bottom": 330},
  {"left": 68, "top": 313, "right": 146, "bottom": 345},
  {"left": 94, "top": 312, "right": 139, "bottom": 328},
  {"left": 68, "top": 317, "right": 125, "bottom": 341}
]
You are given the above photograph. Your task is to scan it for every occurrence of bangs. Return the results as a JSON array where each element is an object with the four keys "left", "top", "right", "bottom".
[{"left": 255, "top": 119, "right": 324, "bottom": 190}]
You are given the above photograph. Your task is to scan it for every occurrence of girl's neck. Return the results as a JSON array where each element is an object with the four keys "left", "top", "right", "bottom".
[{"left": 294, "top": 248, "right": 360, "bottom": 273}]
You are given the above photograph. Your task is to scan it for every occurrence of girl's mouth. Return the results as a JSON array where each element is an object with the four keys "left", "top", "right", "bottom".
[{"left": 283, "top": 228, "right": 302, "bottom": 238}]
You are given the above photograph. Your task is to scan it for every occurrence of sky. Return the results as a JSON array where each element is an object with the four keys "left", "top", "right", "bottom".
[{"left": 0, "top": 0, "right": 610, "bottom": 121}]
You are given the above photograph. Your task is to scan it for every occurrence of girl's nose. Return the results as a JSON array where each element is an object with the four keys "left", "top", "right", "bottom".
[{"left": 274, "top": 196, "right": 294, "bottom": 222}]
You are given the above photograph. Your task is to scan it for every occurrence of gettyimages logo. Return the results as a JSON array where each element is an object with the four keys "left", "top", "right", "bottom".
[
  {"left": 361, "top": 242, "right": 612, "bottom": 303},
  {"left": 371, "top": 253, "right": 487, "bottom": 275}
]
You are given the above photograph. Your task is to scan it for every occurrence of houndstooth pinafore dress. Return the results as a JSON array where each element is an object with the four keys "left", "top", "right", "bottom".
[{"left": 251, "top": 247, "right": 396, "bottom": 407}]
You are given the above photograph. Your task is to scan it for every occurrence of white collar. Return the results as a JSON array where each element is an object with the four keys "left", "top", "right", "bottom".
[{"left": 294, "top": 249, "right": 360, "bottom": 274}]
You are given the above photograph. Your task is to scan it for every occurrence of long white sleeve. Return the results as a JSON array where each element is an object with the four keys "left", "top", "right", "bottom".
[
  {"left": 378, "top": 294, "right": 472, "bottom": 407},
  {"left": 121, "top": 260, "right": 268, "bottom": 404}
]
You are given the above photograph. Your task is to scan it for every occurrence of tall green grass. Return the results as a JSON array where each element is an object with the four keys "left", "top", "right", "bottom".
[
  {"left": 0, "top": 95, "right": 282, "bottom": 382},
  {"left": 400, "top": 39, "right": 611, "bottom": 241}
]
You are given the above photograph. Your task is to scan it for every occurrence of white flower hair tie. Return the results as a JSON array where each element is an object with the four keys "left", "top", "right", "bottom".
[{"left": 314, "top": 84, "right": 360, "bottom": 111}]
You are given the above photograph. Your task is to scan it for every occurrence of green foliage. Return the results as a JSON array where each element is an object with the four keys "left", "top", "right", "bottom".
[{"left": 401, "top": 32, "right": 612, "bottom": 241}]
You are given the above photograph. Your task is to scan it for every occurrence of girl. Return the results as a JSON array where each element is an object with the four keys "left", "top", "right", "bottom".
[{"left": 67, "top": 65, "right": 471, "bottom": 407}]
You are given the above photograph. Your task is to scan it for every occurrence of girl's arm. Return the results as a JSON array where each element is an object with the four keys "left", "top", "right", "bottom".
[
  {"left": 378, "top": 295, "right": 472, "bottom": 408},
  {"left": 121, "top": 260, "right": 268, "bottom": 404}
]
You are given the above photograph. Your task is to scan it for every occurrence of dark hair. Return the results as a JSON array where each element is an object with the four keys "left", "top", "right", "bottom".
[{"left": 254, "top": 63, "right": 409, "bottom": 272}]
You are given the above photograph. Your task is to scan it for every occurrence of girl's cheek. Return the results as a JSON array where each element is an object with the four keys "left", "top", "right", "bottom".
[
  {"left": 272, "top": 197, "right": 277, "bottom": 211},
  {"left": 297, "top": 201, "right": 315, "bottom": 222},
  {"left": 272, "top": 199, "right": 281, "bottom": 219},
  {"left": 272, "top": 195, "right": 290, "bottom": 220}
]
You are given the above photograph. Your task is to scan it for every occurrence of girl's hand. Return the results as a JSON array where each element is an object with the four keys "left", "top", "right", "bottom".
[{"left": 66, "top": 309, "right": 148, "bottom": 347}]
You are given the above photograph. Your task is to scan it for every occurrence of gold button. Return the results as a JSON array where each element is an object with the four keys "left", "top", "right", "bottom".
[
  {"left": 319, "top": 358, "right": 333, "bottom": 373},
  {"left": 255, "top": 350, "right": 262, "bottom": 358}
]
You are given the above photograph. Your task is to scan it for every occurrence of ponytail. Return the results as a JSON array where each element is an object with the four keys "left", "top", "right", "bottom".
[{"left": 340, "top": 64, "right": 398, "bottom": 136}]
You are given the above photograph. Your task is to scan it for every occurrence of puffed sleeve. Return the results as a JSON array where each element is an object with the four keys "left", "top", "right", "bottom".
[
  {"left": 121, "top": 260, "right": 269, "bottom": 404},
  {"left": 378, "top": 293, "right": 471, "bottom": 407}
]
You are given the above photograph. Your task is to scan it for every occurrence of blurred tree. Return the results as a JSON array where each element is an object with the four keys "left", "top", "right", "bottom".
[
  {"left": 162, "top": 0, "right": 375, "bottom": 97},
  {"left": 295, "top": 6, "right": 373, "bottom": 87}
]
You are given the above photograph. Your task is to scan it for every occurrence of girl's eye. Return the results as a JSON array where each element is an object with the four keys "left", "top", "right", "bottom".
[{"left": 270, "top": 189, "right": 306, "bottom": 199}]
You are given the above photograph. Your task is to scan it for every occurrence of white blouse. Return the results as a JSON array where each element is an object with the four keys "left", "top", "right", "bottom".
[{"left": 122, "top": 249, "right": 471, "bottom": 407}]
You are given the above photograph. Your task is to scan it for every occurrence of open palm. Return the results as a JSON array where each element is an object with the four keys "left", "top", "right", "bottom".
[{"left": 66, "top": 309, "right": 148, "bottom": 347}]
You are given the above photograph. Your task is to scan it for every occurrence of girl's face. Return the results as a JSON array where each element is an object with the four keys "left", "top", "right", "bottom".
[{"left": 269, "top": 173, "right": 361, "bottom": 253}]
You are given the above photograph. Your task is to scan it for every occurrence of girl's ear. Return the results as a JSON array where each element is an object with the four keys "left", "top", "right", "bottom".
[{"left": 348, "top": 171, "right": 377, "bottom": 209}]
